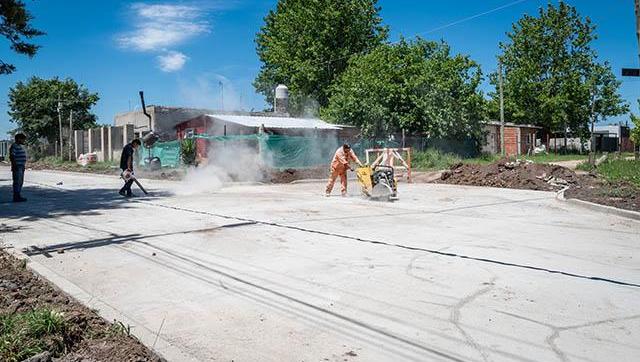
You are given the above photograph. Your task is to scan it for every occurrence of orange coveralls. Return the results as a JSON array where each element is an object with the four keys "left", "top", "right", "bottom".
[{"left": 326, "top": 147, "right": 362, "bottom": 195}]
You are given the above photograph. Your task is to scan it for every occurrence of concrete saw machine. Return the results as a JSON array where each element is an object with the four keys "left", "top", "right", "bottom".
[{"left": 356, "top": 165, "right": 398, "bottom": 201}]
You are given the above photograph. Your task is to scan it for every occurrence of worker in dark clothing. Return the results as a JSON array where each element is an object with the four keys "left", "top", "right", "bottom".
[
  {"left": 119, "top": 139, "right": 141, "bottom": 197},
  {"left": 9, "top": 133, "right": 28, "bottom": 202}
]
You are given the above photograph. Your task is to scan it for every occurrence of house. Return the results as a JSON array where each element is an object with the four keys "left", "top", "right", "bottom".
[
  {"left": 175, "top": 113, "right": 347, "bottom": 138},
  {"left": 482, "top": 121, "right": 541, "bottom": 156},
  {"left": 593, "top": 125, "right": 635, "bottom": 153},
  {"left": 174, "top": 113, "right": 355, "bottom": 164},
  {"left": 114, "top": 106, "right": 217, "bottom": 139},
  {"left": 114, "top": 85, "right": 295, "bottom": 140}
]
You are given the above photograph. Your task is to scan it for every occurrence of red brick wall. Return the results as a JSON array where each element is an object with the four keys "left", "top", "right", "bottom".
[{"left": 504, "top": 127, "right": 519, "bottom": 156}]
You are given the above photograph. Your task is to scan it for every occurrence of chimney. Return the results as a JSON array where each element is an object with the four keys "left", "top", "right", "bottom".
[{"left": 274, "top": 84, "right": 289, "bottom": 115}]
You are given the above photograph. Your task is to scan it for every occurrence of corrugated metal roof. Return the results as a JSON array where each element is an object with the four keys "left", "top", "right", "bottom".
[{"left": 207, "top": 114, "right": 342, "bottom": 130}]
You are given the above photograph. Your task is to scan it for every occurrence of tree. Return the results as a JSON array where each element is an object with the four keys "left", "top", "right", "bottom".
[
  {"left": 1, "top": 0, "right": 45, "bottom": 74},
  {"left": 8, "top": 77, "right": 99, "bottom": 144},
  {"left": 322, "top": 38, "right": 485, "bottom": 140},
  {"left": 254, "top": 0, "right": 388, "bottom": 115},
  {"left": 490, "top": 2, "right": 626, "bottom": 139}
]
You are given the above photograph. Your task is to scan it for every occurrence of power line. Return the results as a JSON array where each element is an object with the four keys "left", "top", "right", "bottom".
[
  {"left": 418, "top": 0, "right": 531, "bottom": 36},
  {"left": 315, "top": 0, "right": 535, "bottom": 69}
]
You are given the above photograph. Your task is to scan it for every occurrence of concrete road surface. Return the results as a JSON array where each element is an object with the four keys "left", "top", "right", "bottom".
[{"left": 1, "top": 167, "right": 639, "bottom": 362}]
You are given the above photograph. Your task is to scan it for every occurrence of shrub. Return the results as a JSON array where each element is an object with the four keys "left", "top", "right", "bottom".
[{"left": 180, "top": 138, "right": 197, "bottom": 165}]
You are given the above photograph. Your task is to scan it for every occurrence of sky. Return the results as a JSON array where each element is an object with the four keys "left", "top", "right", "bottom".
[{"left": 0, "top": 0, "right": 638, "bottom": 138}]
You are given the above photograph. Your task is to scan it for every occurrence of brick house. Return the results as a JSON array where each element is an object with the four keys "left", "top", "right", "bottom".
[{"left": 482, "top": 121, "right": 542, "bottom": 156}]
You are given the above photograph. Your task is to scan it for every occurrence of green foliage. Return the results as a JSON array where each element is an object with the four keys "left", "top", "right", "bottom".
[
  {"left": 254, "top": 0, "right": 388, "bottom": 114},
  {"left": 0, "top": 0, "right": 45, "bottom": 74},
  {"left": 106, "top": 320, "right": 131, "bottom": 338},
  {"left": 412, "top": 149, "right": 498, "bottom": 171},
  {"left": 523, "top": 153, "right": 588, "bottom": 164},
  {"left": 8, "top": 77, "right": 99, "bottom": 144},
  {"left": 596, "top": 160, "right": 640, "bottom": 187},
  {"left": 489, "top": 2, "right": 627, "bottom": 135},
  {"left": 180, "top": 138, "right": 197, "bottom": 165},
  {"left": 630, "top": 100, "right": 640, "bottom": 147},
  {"left": 0, "top": 309, "right": 68, "bottom": 361},
  {"left": 576, "top": 161, "right": 596, "bottom": 172},
  {"left": 412, "top": 149, "right": 462, "bottom": 171},
  {"left": 322, "top": 38, "right": 486, "bottom": 139}
]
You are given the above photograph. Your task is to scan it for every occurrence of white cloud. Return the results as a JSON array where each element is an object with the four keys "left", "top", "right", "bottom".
[
  {"left": 157, "top": 51, "right": 189, "bottom": 72},
  {"left": 117, "top": 3, "right": 210, "bottom": 52}
]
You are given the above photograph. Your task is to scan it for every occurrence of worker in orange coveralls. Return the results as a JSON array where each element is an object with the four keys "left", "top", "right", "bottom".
[{"left": 326, "top": 143, "right": 363, "bottom": 197}]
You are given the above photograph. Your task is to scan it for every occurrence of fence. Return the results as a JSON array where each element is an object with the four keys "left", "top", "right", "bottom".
[
  {"left": 73, "top": 124, "right": 135, "bottom": 162},
  {"left": 147, "top": 134, "right": 481, "bottom": 169}
]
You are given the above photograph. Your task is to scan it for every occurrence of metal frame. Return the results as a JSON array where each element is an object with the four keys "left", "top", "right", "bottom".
[{"left": 365, "top": 147, "right": 412, "bottom": 183}]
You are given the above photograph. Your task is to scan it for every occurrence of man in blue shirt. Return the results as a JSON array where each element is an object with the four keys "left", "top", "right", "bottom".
[
  {"left": 119, "top": 139, "right": 141, "bottom": 197},
  {"left": 9, "top": 133, "right": 27, "bottom": 202}
]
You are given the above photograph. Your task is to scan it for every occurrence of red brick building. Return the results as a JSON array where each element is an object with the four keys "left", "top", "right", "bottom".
[{"left": 482, "top": 121, "right": 542, "bottom": 156}]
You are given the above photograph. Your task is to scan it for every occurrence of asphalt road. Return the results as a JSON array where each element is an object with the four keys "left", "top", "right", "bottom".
[{"left": 1, "top": 167, "right": 639, "bottom": 362}]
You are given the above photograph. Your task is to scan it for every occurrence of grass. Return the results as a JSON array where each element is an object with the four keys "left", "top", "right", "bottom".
[
  {"left": 521, "top": 153, "right": 588, "bottom": 163},
  {"left": 33, "top": 156, "right": 118, "bottom": 172},
  {"left": 596, "top": 159, "right": 640, "bottom": 187},
  {"left": 0, "top": 309, "right": 69, "bottom": 362},
  {"left": 576, "top": 159, "right": 640, "bottom": 187},
  {"left": 412, "top": 149, "right": 499, "bottom": 171},
  {"left": 105, "top": 320, "right": 131, "bottom": 338}
]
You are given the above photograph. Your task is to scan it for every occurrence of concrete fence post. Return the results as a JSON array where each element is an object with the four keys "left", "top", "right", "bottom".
[
  {"left": 87, "top": 129, "right": 94, "bottom": 156},
  {"left": 73, "top": 130, "right": 82, "bottom": 160},
  {"left": 107, "top": 127, "right": 114, "bottom": 162},
  {"left": 123, "top": 124, "right": 134, "bottom": 144},
  {"left": 101, "top": 127, "right": 110, "bottom": 162}
]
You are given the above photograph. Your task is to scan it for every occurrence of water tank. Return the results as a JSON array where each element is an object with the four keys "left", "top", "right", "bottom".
[{"left": 274, "top": 84, "right": 289, "bottom": 114}]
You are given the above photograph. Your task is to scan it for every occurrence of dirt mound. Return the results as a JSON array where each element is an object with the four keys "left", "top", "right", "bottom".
[
  {"left": 438, "top": 159, "right": 579, "bottom": 191},
  {"left": 266, "top": 166, "right": 328, "bottom": 184},
  {"left": 565, "top": 179, "right": 640, "bottom": 212},
  {"left": 0, "top": 250, "right": 162, "bottom": 361}
]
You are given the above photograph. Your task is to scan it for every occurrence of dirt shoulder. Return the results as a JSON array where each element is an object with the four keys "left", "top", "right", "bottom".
[
  {"left": 20, "top": 160, "right": 330, "bottom": 184},
  {"left": 432, "top": 159, "right": 640, "bottom": 213},
  {"left": 0, "top": 248, "right": 163, "bottom": 362}
]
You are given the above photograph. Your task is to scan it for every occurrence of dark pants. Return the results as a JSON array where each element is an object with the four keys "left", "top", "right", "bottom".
[
  {"left": 120, "top": 170, "right": 134, "bottom": 195},
  {"left": 12, "top": 166, "right": 25, "bottom": 198}
]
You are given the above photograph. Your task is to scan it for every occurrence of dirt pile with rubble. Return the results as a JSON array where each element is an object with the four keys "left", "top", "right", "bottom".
[
  {"left": 435, "top": 159, "right": 640, "bottom": 212},
  {"left": 438, "top": 159, "right": 579, "bottom": 191},
  {"left": 0, "top": 249, "right": 163, "bottom": 362}
]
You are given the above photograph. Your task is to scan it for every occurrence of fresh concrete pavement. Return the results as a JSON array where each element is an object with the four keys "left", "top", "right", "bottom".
[{"left": 0, "top": 167, "right": 639, "bottom": 362}]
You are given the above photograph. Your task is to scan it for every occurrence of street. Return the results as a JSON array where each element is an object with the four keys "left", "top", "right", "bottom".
[{"left": 1, "top": 167, "right": 639, "bottom": 362}]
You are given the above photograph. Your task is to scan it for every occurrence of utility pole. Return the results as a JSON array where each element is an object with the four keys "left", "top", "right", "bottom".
[
  {"left": 68, "top": 110, "right": 73, "bottom": 161},
  {"left": 57, "top": 97, "right": 63, "bottom": 159},
  {"left": 498, "top": 61, "right": 505, "bottom": 156},
  {"left": 589, "top": 88, "right": 597, "bottom": 165}
]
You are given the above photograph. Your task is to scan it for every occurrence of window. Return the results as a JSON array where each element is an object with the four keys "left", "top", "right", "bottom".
[{"left": 184, "top": 128, "right": 195, "bottom": 139}]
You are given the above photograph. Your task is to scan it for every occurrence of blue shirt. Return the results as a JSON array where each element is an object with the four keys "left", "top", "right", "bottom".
[{"left": 9, "top": 143, "right": 27, "bottom": 167}]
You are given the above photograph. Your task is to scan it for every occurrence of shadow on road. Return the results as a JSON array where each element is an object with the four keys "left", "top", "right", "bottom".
[{"left": 0, "top": 184, "right": 172, "bottom": 222}]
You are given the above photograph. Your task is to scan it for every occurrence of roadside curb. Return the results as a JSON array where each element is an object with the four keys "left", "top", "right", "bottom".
[
  {"left": 3, "top": 248, "right": 197, "bottom": 362},
  {"left": 556, "top": 189, "right": 640, "bottom": 221}
]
